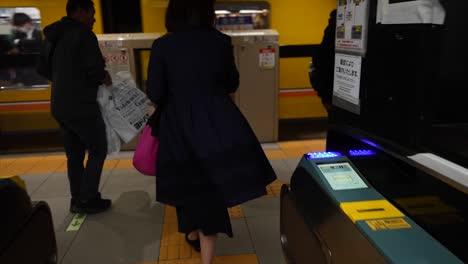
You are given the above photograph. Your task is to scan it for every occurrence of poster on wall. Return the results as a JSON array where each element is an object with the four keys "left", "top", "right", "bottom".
[
  {"left": 333, "top": 53, "right": 362, "bottom": 114},
  {"left": 336, "top": 0, "right": 370, "bottom": 55}
]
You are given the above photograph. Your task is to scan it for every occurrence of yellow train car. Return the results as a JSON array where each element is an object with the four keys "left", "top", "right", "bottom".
[
  {"left": 140, "top": 0, "right": 334, "bottom": 120},
  {"left": 1, "top": 0, "right": 333, "bottom": 136},
  {"left": 0, "top": 0, "right": 104, "bottom": 134}
]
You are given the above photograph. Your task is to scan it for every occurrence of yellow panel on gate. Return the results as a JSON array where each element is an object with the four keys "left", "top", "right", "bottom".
[{"left": 340, "top": 200, "right": 404, "bottom": 223}]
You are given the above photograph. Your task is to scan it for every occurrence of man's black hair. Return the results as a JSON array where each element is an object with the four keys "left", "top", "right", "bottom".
[
  {"left": 66, "top": 0, "right": 95, "bottom": 16},
  {"left": 165, "top": 0, "right": 215, "bottom": 32},
  {"left": 12, "top": 13, "right": 32, "bottom": 26}
]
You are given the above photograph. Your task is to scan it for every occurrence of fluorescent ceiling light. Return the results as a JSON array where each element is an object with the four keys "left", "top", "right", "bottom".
[
  {"left": 215, "top": 10, "right": 231, "bottom": 15},
  {"left": 239, "top": 9, "right": 269, "bottom": 14}
]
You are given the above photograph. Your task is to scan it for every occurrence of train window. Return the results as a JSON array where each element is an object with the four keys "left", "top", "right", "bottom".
[{"left": 0, "top": 7, "right": 48, "bottom": 90}]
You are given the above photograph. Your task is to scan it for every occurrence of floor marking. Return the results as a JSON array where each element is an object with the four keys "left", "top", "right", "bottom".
[{"left": 66, "top": 214, "right": 87, "bottom": 232}]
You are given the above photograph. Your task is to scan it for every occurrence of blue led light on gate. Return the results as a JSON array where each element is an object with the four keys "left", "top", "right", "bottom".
[
  {"left": 348, "top": 149, "right": 377, "bottom": 157},
  {"left": 305, "top": 152, "right": 342, "bottom": 160},
  {"left": 361, "top": 139, "right": 380, "bottom": 148}
]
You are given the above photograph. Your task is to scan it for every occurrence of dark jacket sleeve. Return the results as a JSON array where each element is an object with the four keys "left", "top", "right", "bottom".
[
  {"left": 0, "top": 36, "right": 14, "bottom": 53},
  {"left": 225, "top": 37, "right": 240, "bottom": 94},
  {"left": 79, "top": 30, "right": 105, "bottom": 85},
  {"left": 147, "top": 39, "right": 167, "bottom": 105},
  {"left": 313, "top": 10, "right": 336, "bottom": 103},
  {"left": 36, "top": 39, "right": 54, "bottom": 81}
]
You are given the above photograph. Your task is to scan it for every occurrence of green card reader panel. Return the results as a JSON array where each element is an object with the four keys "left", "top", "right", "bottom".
[
  {"left": 293, "top": 151, "right": 463, "bottom": 264},
  {"left": 318, "top": 162, "right": 368, "bottom": 191}
]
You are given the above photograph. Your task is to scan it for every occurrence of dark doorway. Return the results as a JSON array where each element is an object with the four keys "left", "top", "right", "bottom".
[{"left": 101, "top": 0, "right": 142, "bottom": 33}]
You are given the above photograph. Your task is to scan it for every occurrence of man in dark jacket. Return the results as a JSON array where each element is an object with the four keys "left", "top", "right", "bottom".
[
  {"left": 37, "top": 0, "right": 112, "bottom": 214},
  {"left": 310, "top": 9, "right": 336, "bottom": 112}
]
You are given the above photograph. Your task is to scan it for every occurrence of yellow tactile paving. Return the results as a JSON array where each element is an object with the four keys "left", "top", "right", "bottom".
[
  {"left": 159, "top": 259, "right": 200, "bottom": 264},
  {"left": 0, "top": 158, "right": 17, "bottom": 171},
  {"left": 164, "top": 206, "right": 178, "bottom": 224},
  {"left": 154, "top": 254, "right": 258, "bottom": 264},
  {"left": 0, "top": 155, "right": 121, "bottom": 175},
  {"left": 278, "top": 141, "right": 308, "bottom": 149},
  {"left": 302, "top": 139, "right": 327, "bottom": 152},
  {"left": 1, "top": 156, "right": 45, "bottom": 175},
  {"left": 281, "top": 147, "right": 310, "bottom": 158},
  {"left": 50, "top": 158, "right": 122, "bottom": 172},
  {"left": 179, "top": 240, "right": 193, "bottom": 259},
  {"left": 266, "top": 181, "right": 287, "bottom": 197},
  {"left": 56, "top": 161, "right": 68, "bottom": 172},
  {"left": 160, "top": 221, "right": 200, "bottom": 261},
  {"left": 25, "top": 155, "right": 66, "bottom": 174},
  {"left": 213, "top": 255, "right": 258, "bottom": 264},
  {"left": 115, "top": 159, "right": 134, "bottom": 169},
  {"left": 103, "top": 160, "right": 119, "bottom": 169},
  {"left": 228, "top": 206, "right": 244, "bottom": 219},
  {"left": 264, "top": 149, "right": 287, "bottom": 160}
]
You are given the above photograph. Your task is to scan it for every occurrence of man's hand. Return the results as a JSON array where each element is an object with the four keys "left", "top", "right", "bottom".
[{"left": 103, "top": 70, "right": 112, "bottom": 86}]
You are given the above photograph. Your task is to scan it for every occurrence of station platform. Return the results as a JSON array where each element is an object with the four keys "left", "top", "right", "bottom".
[{"left": 0, "top": 139, "right": 326, "bottom": 264}]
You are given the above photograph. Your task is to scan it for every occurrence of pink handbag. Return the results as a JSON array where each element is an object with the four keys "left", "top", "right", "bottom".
[{"left": 133, "top": 125, "right": 158, "bottom": 176}]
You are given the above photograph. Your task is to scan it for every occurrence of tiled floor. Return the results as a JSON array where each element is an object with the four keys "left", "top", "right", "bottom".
[{"left": 0, "top": 140, "right": 326, "bottom": 264}]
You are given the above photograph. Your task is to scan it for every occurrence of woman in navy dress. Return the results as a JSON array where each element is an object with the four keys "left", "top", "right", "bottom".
[{"left": 146, "top": 0, "right": 276, "bottom": 262}]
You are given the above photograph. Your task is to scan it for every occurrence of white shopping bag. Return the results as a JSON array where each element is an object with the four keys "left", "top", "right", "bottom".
[
  {"left": 98, "top": 71, "right": 154, "bottom": 143},
  {"left": 97, "top": 85, "right": 121, "bottom": 154}
]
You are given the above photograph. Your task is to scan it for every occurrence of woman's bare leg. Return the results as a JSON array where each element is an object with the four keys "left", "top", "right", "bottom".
[{"left": 199, "top": 231, "right": 217, "bottom": 264}]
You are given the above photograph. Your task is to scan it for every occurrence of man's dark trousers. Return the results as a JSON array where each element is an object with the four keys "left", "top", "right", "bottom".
[{"left": 58, "top": 116, "right": 107, "bottom": 202}]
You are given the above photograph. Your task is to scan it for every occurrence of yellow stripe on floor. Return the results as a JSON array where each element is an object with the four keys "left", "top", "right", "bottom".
[
  {"left": 264, "top": 150, "right": 287, "bottom": 160},
  {"left": 115, "top": 159, "right": 134, "bottom": 169},
  {"left": 103, "top": 160, "right": 119, "bottom": 170},
  {"left": 0, "top": 158, "right": 17, "bottom": 171},
  {"left": 0, "top": 138, "right": 327, "bottom": 175},
  {"left": 26, "top": 155, "right": 66, "bottom": 174},
  {"left": 136, "top": 254, "right": 258, "bottom": 264},
  {"left": 56, "top": 160, "right": 68, "bottom": 173},
  {"left": 2, "top": 156, "right": 45, "bottom": 175}
]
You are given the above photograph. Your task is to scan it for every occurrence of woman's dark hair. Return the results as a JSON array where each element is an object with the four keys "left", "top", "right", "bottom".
[
  {"left": 66, "top": 0, "right": 95, "bottom": 16},
  {"left": 12, "top": 13, "right": 32, "bottom": 27},
  {"left": 165, "top": 0, "right": 215, "bottom": 32}
]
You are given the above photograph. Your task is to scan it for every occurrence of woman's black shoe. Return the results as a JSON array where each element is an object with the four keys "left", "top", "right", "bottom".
[{"left": 185, "top": 233, "right": 201, "bottom": 252}]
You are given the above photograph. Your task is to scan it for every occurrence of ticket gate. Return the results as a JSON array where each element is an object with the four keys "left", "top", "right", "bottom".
[
  {"left": 97, "top": 31, "right": 279, "bottom": 145},
  {"left": 0, "top": 177, "right": 57, "bottom": 264},
  {"left": 280, "top": 136, "right": 466, "bottom": 263}
]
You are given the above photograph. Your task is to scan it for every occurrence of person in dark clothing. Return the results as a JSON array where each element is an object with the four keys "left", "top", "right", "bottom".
[
  {"left": 11, "top": 13, "right": 43, "bottom": 53},
  {"left": 146, "top": 0, "right": 276, "bottom": 262},
  {"left": 310, "top": 9, "right": 337, "bottom": 112},
  {"left": 0, "top": 35, "right": 16, "bottom": 54},
  {"left": 37, "top": 0, "right": 112, "bottom": 214}
]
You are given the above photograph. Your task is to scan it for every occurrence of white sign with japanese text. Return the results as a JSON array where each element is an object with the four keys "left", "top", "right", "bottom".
[{"left": 333, "top": 53, "right": 362, "bottom": 106}]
